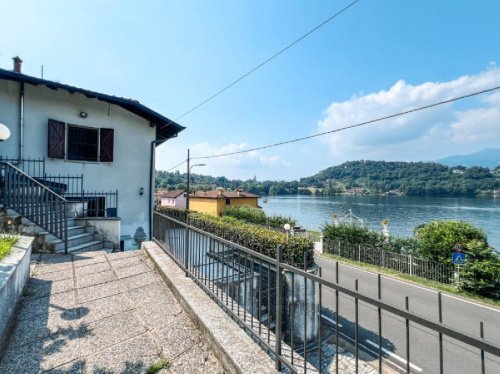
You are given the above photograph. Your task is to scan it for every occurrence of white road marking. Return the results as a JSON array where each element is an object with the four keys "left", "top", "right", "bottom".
[
  {"left": 321, "top": 314, "right": 343, "bottom": 327},
  {"left": 365, "top": 339, "right": 423, "bottom": 372},
  {"left": 316, "top": 255, "right": 500, "bottom": 313}
]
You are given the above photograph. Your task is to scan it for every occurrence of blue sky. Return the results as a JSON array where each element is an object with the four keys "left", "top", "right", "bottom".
[{"left": 1, "top": 0, "right": 499, "bottom": 180}]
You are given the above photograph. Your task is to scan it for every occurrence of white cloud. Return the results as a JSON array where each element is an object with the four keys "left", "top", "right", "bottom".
[
  {"left": 156, "top": 141, "right": 289, "bottom": 180},
  {"left": 317, "top": 67, "right": 500, "bottom": 161}
]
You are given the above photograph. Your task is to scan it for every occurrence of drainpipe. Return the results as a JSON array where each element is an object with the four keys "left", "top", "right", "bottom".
[
  {"left": 149, "top": 138, "right": 167, "bottom": 240},
  {"left": 19, "top": 83, "right": 25, "bottom": 160}
]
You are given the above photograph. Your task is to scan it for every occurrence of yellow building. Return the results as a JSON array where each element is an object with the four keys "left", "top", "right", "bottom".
[{"left": 189, "top": 190, "right": 260, "bottom": 216}]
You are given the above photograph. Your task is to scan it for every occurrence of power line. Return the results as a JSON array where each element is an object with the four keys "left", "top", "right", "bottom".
[
  {"left": 162, "top": 159, "right": 187, "bottom": 173},
  {"left": 173, "top": 0, "right": 361, "bottom": 122},
  {"left": 190, "top": 85, "right": 500, "bottom": 160}
]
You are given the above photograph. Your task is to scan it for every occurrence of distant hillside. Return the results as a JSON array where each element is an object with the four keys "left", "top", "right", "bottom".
[
  {"left": 436, "top": 148, "right": 500, "bottom": 169},
  {"left": 156, "top": 160, "right": 500, "bottom": 197},
  {"left": 299, "top": 160, "right": 499, "bottom": 196}
]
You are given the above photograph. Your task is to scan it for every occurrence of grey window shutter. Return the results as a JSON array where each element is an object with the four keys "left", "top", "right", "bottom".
[
  {"left": 48, "top": 119, "right": 65, "bottom": 159},
  {"left": 99, "top": 128, "right": 114, "bottom": 162}
]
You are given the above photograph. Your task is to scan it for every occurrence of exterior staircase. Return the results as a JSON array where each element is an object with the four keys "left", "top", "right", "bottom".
[
  {"left": 0, "top": 160, "right": 108, "bottom": 254},
  {"left": 0, "top": 206, "right": 105, "bottom": 253}
]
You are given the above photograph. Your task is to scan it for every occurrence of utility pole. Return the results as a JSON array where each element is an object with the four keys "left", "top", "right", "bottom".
[{"left": 186, "top": 149, "right": 190, "bottom": 209}]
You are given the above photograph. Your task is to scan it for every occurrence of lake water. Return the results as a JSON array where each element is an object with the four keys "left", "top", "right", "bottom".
[{"left": 260, "top": 195, "right": 500, "bottom": 249}]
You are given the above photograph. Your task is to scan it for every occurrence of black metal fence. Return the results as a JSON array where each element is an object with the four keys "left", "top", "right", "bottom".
[
  {"left": 65, "top": 190, "right": 119, "bottom": 218},
  {"left": 323, "top": 239, "right": 454, "bottom": 284},
  {"left": 1, "top": 161, "right": 68, "bottom": 253},
  {"left": 0, "top": 156, "right": 46, "bottom": 177},
  {"left": 153, "top": 211, "right": 499, "bottom": 373}
]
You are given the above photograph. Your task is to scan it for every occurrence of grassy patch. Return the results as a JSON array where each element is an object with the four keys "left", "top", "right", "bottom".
[
  {"left": 145, "top": 357, "right": 171, "bottom": 374},
  {"left": 0, "top": 235, "right": 19, "bottom": 261},
  {"left": 320, "top": 252, "right": 500, "bottom": 308}
]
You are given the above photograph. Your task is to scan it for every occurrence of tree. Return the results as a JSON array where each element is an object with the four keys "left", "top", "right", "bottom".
[{"left": 414, "top": 220, "right": 489, "bottom": 264}]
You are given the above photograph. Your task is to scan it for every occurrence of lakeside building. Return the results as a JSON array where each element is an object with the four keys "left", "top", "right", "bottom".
[
  {"left": 0, "top": 57, "right": 184, "bottom": 250},
  {"left": 189, "top": 189, "right": 260, "bottom": 216}
]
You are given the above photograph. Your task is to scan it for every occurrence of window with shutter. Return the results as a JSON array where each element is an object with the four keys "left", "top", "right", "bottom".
[
  {"left": 48, "top": 119, "right": 66, "bottom": 159},
  {"left": 99, "top": 128, "right": 114, "bottom": 162}
]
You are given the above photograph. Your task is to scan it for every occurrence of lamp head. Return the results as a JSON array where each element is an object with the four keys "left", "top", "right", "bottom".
[{"left": 0, "top": 123, "right": 11, "bottom": 141}]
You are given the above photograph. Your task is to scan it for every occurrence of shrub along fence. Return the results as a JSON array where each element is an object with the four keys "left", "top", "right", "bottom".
[
  {"left": 156, "top": 206, "right": 314, "bottom": 268},
  {"left": 323, "top": 239, "right": 454, "bottom": 284}
]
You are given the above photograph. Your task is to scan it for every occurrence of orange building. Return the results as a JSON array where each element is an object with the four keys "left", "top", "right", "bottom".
[{"left": 189, "top": 189, "right": 260, "bottom": 216}]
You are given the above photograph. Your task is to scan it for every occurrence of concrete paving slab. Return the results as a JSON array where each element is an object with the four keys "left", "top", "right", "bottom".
[
  {"left": 153, "top": 320, "right": 202, "bottom": 359},
  {"left": 1, "top": 247, "right": 226, "bottom": 374},
  {"left": 79, "top": 311, "right": 147, "bottom": 356},
  {"left": 78, "top": 293, "right": 134, "bottom": 325},
  {"left": 76, "top": 270, "right": 117, "bottom": 289},
  {"left": 0, "top": 325, "right": 80, "bottom": 373},
  {"left": 106, "top": 250, "right": 140, "bottom": 261},
  {"left": 84, "top": 332, "right": 160, "bottom": 374},
  {"left": 32, "top": 267, "right": 74, "bottom": 282},
  {"left": 24, "top": 277, "right": 75, "bottom": 299},
  {"left": 8, "top": 308, "right": 79, "bottom": 348},
  {"left": 74, "top": 261, "right": 111, "bottom": 277},
  {"left": 17, "top": 290, "right": 77, "bottom": 321},
  {"left": 114, "top": 262, "right": 150, "bottom": 279},
  {"left": 36, "top": 261, "right": 74, "bottom": 274},
  {"left": 108, "top": 255, "right": 142, "bottom": 269},
  {"left": 72, "top": 255, "right": 107, "bottom": 268},
  {"left": 119, "top": 270, "right": 159, "bottom": 291},
  {"left": 168, "top": 340, "right": 225, "bottom": 374},
  {"left": 77, "top": 280, "right": 124, "bottom": 303},
  {"left": 45, "top": 359, "right": 85, "bottom": 374}
]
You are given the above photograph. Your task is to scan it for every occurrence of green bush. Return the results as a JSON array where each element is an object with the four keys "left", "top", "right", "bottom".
[
  {"left": 189, "top": 213, "right": 314, "bottom": 268},
  {"left": 414, "top": 220, "right": 490, "bottom": 264},
  {"left": 460, "top": 256, "right": 500, "bottom": 298},
  {"left": 155, "top": 206, "right": 195, "bottom": 222},
  {"left": 322, "top": 223, "right": 386, "bottom": 249},
  {"left": 224, "top": 205, "right": 296, "bottom": 229}
]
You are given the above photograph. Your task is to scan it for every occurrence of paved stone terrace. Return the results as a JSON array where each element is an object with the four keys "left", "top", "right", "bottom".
[{"left": 0, "top": 249, "right": 225, "bottom": 374}]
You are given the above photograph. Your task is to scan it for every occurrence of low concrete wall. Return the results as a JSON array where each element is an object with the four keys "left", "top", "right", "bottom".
[
  {"left": 0, "top": 236, "right": 33, "bottom": 353},
  {"left": 76, "top": 218, "right": 120, "bottom": 249}
]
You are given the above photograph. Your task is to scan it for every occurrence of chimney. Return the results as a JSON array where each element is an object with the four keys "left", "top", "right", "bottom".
[
  {"left": 13, "top": 56, "right": 23, "bottom": 73},
  {"left": 237, "top": 188, "right": 242, "bottom": 197}
]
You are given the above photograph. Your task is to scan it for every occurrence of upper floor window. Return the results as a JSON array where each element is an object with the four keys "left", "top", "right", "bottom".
[
  {"left": 48, "top": 119, "right": 114, "bottom": 162},
  {"left": 225, "top": 198, "right": 231, "bottom": 205}
]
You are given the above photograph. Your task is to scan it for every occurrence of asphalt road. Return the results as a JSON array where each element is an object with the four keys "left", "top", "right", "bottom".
[{"left": 316, "top": 256, "right": 500, "bottom": 374}]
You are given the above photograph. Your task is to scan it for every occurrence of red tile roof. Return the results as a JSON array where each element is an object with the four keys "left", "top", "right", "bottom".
[
  {"left": 156, "top": 189, "right": 185, "bottom": 198},
  {"left": 190, "top": 190, "right": 260, "bottom": 199}
]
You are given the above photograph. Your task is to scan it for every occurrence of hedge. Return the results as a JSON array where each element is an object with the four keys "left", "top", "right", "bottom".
[{"left": 189, "top": 213, "right": 314, "bottom": 268}]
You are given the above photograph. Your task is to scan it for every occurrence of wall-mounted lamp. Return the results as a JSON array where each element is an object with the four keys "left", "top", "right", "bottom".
[
  {"left": 139, "top": 187, "right": 144, "bottom": 195},
  {"left": 0, "top": 123, "right": 11, "bottom": 141},
  {"left": 79, "top": 111, "right": 88, "bottom": 119}
]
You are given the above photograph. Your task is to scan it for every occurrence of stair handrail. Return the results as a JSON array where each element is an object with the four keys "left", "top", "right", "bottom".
[{"left": 1, "top": 161, "right": 68, "bottom": 253}]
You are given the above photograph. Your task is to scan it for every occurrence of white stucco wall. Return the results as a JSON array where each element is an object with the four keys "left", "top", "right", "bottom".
[{"left": 0, "top": 79, "right": 156, "bottom": 240}]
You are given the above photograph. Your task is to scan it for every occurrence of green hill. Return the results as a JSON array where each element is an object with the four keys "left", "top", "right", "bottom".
[{"left": 156, "top": 161, "right": 500, "bottom": 197}]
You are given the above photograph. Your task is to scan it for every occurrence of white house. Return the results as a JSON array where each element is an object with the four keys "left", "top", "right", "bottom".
[
  {"left": 155, "top": 189, "right": 186, "bottom": 208},
  {"left": 0, "top": 57, "right": 184, "bottom": 250}
]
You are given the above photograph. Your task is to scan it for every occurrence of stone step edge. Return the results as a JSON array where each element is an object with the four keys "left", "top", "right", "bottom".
[{"left": 142, "top": 241, "right": 277, "bottom": 374}]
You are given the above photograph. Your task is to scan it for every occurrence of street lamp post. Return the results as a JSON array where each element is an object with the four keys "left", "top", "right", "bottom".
[{"left": 185, "top": 149, "right": 206, "bottom": 209}]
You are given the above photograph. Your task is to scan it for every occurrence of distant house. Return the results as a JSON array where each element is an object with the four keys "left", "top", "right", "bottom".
[
  {"left": 156, "top": 189, "right": 186, "bottom": 208},
  {"left": 0, "top": 57, "right": 184, "bottom": 251},
  {"left": 189, "top": 189, "right": 260, "bottom": 216}
]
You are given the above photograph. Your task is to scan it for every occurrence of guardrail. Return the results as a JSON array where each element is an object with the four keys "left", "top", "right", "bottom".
[
  {"left": 153, "top": 211, "right": 499, "bottom": 373},
  {"left": 323, "top": 239, "right": 454, "bottom": 284}
]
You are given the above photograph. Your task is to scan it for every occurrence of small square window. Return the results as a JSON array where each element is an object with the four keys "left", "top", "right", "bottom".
[
  {"left": 67, "top": 125, "right": 98, "bottom": 162},
  {"left": 225, "top": 198, "right": 230, "bottom": 205}
]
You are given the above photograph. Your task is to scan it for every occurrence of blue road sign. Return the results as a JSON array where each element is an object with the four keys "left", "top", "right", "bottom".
[{"left": 452, "top": 252, "right": 466, "bottom": 265}]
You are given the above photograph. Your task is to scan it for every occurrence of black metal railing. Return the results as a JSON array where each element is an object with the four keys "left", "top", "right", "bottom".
[
  {"left": 153, "top": 211, "right": 500, "bottom": 373},
  {"left": 0, "top": 156, "right": 46, "bottom": 177},
  {"left": 323, "top": 239, "right": 454, "bottom": 284},
  {"left": 1, "top": 161, "right": 68, "bottom": 253},
  {"left": 65, "top": 190, "right": 118, "bottom": 218},
  {"left": 34, "top": 174, "right": 84, "bottom": 197}
]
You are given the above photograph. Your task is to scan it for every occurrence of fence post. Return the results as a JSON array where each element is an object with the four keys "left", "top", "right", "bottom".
[
  {"left": 275, "top": 244, "right": 283, "bottom": 371},
  {"left": 409, "top": 254, "right": 413, "bottom": 276},
  {"left": 184, "top": 217, "right": 190, "bottom": 277}
]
